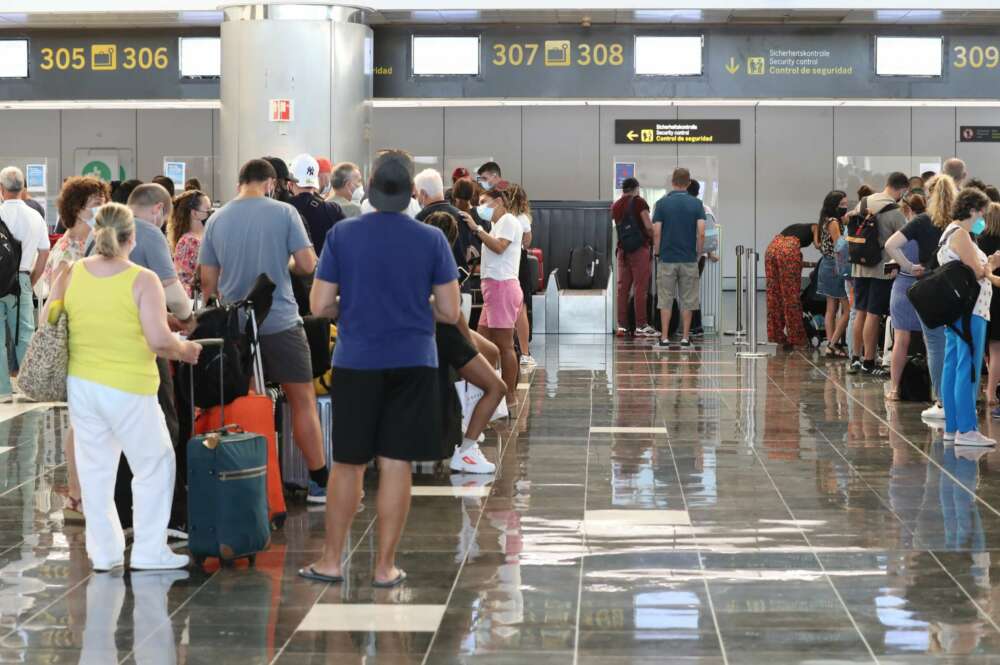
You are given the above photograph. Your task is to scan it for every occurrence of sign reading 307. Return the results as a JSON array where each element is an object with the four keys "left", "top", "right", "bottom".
[
  {"left": 40, "top": 43, "right": 169, "bottom": 72},
  {"left": 491, "top": 40, "right": 625, "bottom": 67}
]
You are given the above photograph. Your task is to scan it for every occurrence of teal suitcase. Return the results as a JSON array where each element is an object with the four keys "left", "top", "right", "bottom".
[{"left": 185, "top": 338, "right": 271, "bottom": 566}]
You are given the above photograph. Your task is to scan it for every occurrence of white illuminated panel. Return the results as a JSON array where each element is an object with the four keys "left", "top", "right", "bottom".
[
  {"left": 635, "top": 36, "right": 703, "bottom": 76},
  {"left": 412, "top": 36, "right": 480, "bottom": 76},
  {"left": 179, "top": 37, "right": 220, "bottom": 78},
  {"left": 875, "top": 36, "right": 942, "bottom": 76},
  {"left": 0, "top": 40, "right": 29, "bottom": 79}
]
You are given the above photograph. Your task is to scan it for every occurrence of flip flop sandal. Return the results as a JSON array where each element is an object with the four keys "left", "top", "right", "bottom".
[
  {"left": 64, "top": 496, "right": 85, "bottom": 523},
  {"left": 298, "top": 566, "right": 344, "bottom": 584},
  {"left": 372, "top": 569, "right": 407, "bottom": 588}
]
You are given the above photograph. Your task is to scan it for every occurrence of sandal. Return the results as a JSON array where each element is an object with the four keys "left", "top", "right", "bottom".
[
  {"left": 824, "top": 345, "right": 848, "bottom": 359},
  {"left": 64, "top": 496, "right": 85, "bottom": 524},
  {"left": 885, "top": 388, "right": 901, "bottom": 402}
]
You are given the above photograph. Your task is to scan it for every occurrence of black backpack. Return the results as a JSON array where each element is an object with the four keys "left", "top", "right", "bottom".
[
  {"left": 0, "top": 216, "right": 22, "bottom": 299},
  {"left": 568, "top": 245, "right": 599, "bottom": 289},
  {"left": 0, "top": 216, "right": 24, "bottom": 344},
  {"left": 846, "top": 197, "right": 896, "bottom": 266},
  {"left": 899, "top": 354, "right": 932, "bottom": 402},
  {"left": 616, "top": 199, "right": 645, "bottom": 254},
  {"left": 907, "top": 227, "right": 981, "bottom": 380}
]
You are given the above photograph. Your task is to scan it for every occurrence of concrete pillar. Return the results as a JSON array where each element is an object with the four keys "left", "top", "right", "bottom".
[{"left": 220, "top": 3, "right": 372, "bottom": 197}]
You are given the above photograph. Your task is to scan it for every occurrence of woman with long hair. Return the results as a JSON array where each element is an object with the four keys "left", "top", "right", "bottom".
[
  {"left": 978, "top": 202, "right": 1000, "bottom": 413},
  {"left": 815, "top": 190, "right": 850, "bottom": 357},
  {"left": 937, "top": 188, "right": 997, "bottom": 445},
  {"left": 883, "top": 193, "right": 926, "bottom": 400},
  {"left": 892, "top": 174, "right": 958, "bottom": 421},
  {"left": 167, "top": 189, "right": 211, "bottom": 297},
  {"left": 507, "top": 183, "right": 535, "bottom": 368}
]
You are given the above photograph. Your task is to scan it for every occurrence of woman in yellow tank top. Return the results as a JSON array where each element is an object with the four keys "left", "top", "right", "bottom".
[{"left": 43, "top": 202, "right": 202, "bottom": 573}]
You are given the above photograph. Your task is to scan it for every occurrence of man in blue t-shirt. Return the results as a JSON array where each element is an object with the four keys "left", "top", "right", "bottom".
[
  {"left": 302, "top": 149, "right": 460, "bottom": 589},
  {"left": 652, "top": 167, "right": 706, "bottom": 348}
]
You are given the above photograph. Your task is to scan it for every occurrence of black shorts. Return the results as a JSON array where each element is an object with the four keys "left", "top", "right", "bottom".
[
  {"left": 853, "top": 276, "right": 892, "bottom": 316},
  {"left": 330, "top": 366, "right": 442, "bottom": 464},
  {"left": 436, "top": 323, "right": 479, "bottom": 370},
  {"left": 259, "top": 325, "right": 313, "bottom": 384}
]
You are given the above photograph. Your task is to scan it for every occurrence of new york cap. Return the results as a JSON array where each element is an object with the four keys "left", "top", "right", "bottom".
[{"left": 290, "top": 153, "right": 320, "bottom": 189}]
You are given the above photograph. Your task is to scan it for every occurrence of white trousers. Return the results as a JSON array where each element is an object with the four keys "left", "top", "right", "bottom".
[{"left": 67, "top": 376, "right": 175, "bottom": 568}]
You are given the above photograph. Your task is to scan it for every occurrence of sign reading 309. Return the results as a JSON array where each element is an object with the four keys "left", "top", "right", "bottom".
[
  {"left": 40, "top": 44, "right": 169, "bottom": 71},
  {"left": 492, "top": 40, "right": 625, "bottom": 67}
]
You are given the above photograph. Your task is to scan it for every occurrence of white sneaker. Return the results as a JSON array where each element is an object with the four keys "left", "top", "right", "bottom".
[
  {"left": 165, "top": 527, "right": 188, "bottom": 541},
  {"left": 636, "top": 325, "right": 659, "bottom": 337},
  {"left": 921, "top": 403, "right": 945, "bottom": 420},
  {"left": 955, "top": 430, "right": 996, "bottom": 447},
  {"left": 519, "top": 355, "right": 537, "bottom": 368},
  {"left": 449, "top": 444, "right": 496, "bottom": 474},
  {"left": 943, "top": 431, "right": 956, "bottom": 442},
  {"left": 130, "top": 551, "right": 190, "bottom": 571},
  {"left": 0, "top": 394, "right": 12, "bottom": 404},
  {"left": 477, "top": 432, "right": 485, "bottom": 444}
]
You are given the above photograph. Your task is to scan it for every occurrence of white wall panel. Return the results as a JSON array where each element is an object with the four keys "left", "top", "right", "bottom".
[
  {"left": 137, "top": 109, "right": 215, "bottom": 194},
  {"left": 444, "top": 107, "right": 522, "bottom": 184},
  {"left": 60, "top": 109, "right": 138, "bottom": 181},
  {"left": 522, "top": 106, "right": 599, "bottom": 200}
]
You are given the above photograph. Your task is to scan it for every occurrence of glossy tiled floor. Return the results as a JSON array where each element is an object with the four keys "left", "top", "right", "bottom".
[{"left": 5, "top": 335, "right": 1000, "bottom": 663}]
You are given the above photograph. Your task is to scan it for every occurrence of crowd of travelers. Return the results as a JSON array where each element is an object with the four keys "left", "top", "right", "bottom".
[
  {"left": 0, "top": 151, "right": 535, "bottom": 582},
  {"left": 764, "top": 157, "right": 1000, "bottom": 448}
]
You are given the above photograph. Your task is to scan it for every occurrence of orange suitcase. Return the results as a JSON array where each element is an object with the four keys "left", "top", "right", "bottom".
[{"left": 195, "top": 392, "right": 287, "bottom": 530}]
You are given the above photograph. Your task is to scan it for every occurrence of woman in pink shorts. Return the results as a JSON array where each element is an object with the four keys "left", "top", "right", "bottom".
[{"left": 463, "top": 182, "right": 523, "bottom": 404}]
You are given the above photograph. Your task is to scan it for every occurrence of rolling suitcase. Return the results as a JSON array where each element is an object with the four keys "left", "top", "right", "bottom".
[
  {"left": 528, "top": 248, "right": 545, "bottom": 292},
  {"left": 277, "top": 395, "right": 333, "bottom": 490},
  {"left": 187, "top": 339, "right": 271, "bottom": 566},
  {"left": 568, "top": 245, "right": 598, "bottom": 289},
  {"left": 193, "top": 308, "right": 287, "bottom": 529}
]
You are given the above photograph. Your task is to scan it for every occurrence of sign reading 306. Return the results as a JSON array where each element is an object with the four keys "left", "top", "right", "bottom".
[{"left": 492, "top": 40, "right": 625, "bottom": 67}]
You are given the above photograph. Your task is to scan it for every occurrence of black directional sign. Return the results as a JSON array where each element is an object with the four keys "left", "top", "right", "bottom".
[
  {"left": 960, "top": 126, "right": 1000, "bottom": 142},
  {"left": 614, "top": 119, "right": 741, "bottom": 145}
]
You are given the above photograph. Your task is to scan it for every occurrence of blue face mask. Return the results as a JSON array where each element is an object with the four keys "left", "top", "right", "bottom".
[
  {"left": 477, "top": 203, "right": 495, "bottom": 222},
  {"left": 479, "top": 180, "right": 493, "bottom": 191},
  {"left": 972, "top": 216, "right": 986, "bottom": 235}
]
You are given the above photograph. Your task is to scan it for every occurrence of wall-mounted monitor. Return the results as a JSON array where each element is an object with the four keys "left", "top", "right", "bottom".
[
  {"left": 412, "top": 36, "right": 480, "bottom": 76},
  {"left": 179, "top": 37, "right": 221, "bottom": 78},
  {"left": 0, "top": 40, "right": 29, "bottom": 78},
  {"left": 634, "top": 36, "right": 703, "bottom": 76},
  {"left": 875, "top": 36, "right": 942, "bottom": 77}
]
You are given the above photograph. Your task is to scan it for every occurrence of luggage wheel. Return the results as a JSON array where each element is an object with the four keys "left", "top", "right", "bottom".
[{"left": 247, "top": 554, "right": 256, "bottom": 567}]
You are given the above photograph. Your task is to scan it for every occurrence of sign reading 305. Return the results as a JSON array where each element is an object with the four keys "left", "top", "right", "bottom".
[
  {"left": 40, "top": 44, "right": 169, "bottom": 72},
  {"left": 491, "top": 40, "right": 625, "bottom": 67}
]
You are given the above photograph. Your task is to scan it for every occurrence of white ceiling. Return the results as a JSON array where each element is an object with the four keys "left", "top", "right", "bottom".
[{"left": 5, "top": 7, "right": 1000, "bottom": 28}]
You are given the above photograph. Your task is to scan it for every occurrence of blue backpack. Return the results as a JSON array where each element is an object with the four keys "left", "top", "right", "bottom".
[{"left": 834, "top": 236, "right": 851, "bottom": 279}]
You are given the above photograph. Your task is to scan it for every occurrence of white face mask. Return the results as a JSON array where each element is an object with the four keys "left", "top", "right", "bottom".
[
  {"left": 351, "top": 185, "right": 365, "bottom": 203},
  {"left": 86, "top": 206, "right": 101, "bottom": 228}
]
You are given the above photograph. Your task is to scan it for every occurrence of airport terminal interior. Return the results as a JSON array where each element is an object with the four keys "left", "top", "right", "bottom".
[{"left": 4, "top": 0, "right": 1000, "bottom": 663}]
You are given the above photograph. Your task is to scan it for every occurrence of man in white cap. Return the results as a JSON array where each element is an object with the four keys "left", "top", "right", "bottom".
[{"left": 288, "top": 153, "right": 345, "bottom": 249}]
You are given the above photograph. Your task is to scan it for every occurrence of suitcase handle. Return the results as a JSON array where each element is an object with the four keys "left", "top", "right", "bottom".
[{"left": 189, "top": 338, "right": 226, "bottom": 430}]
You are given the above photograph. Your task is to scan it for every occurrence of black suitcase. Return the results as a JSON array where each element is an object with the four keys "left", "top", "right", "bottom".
[
  {"left": 568, "top": 245, "right": 599, "bottom": 289},
  {"left": 186, "top": 338, "right": 271, "bottom": 566}
]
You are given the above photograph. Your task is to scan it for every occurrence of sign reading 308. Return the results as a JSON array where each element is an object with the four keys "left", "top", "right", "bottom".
[{"left": 492, "top": 40, "right": 625, "bottom": 67}]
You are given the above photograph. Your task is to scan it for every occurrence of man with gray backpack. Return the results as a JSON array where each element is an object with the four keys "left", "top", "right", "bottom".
[{"left": 612, "top": 177, "right": 656, "bottom": 337}]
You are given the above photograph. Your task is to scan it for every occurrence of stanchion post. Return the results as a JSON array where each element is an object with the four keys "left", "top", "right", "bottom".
[
  {"left": 737, "top": 249, "right": 768, "bottom": 359},
  {"left": 725, "top": 244, "right": 746, "bottom": 340}
]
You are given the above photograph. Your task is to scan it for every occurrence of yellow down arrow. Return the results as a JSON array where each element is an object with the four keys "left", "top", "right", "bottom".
[{"left": 725, "top": 57, "right": 740, "bottom": 74}]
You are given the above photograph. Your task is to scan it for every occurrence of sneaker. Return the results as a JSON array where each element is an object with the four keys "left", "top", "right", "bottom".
[
  {"left": 93, "top": 560, "right": 124, "bottom": 573},
  {"left": 449, "top": 444, "right": 496, "bottom": 474},
  {"left": 922, "top": 403, "right": 946, "bottom": 420},
  {"left": 943, "top": 431, "right": 956, "bottom": 442},
  {"left": 131, "top": 551, "right": 189, "bottom": 571},
  {"left": 520, "top": 355, "right": 537, "bottom": 368},
  {"left": 955, "top": 430, "right": 996, "bottom": 447},
  {"left": 992, "top": 405, "right": 1000, "bottom": 421},
  {"left": 307, "top": 480, "right": 327, "bottom": 504},
  {"left": 847, "top": 360, "right": 862, "bottom": 374},
  {"left": 690, "top": 327, "right": 704, "bottom": 338},
  {"left": 863, "top": 365, "right": 889, "bottom": 379},
  {"left": 166, "top": 527, "right": 188, "bottom": 541},
  {"left": 679, "top": 338, "right": 692, "bottom": 348},
  {"left": 615, "top": 327, "right": 628, "bottom": 337},
  {"left": 655, "top": 339, "right": 674, "bottom": 349},
  {"left": 0, "top": 394, "right": 12, "bottom": 404},
  {"left": 636, "top": 325, "right": 658, "bottom": 337}
]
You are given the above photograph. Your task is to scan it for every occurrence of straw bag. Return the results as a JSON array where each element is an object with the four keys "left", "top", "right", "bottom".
[{"left": 18, "top": 310, "right": 68, "bottom": 402}]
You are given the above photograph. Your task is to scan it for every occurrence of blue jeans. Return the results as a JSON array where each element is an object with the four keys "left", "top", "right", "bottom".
[
  {"left": 0, "top": 274, "right": 34, "bottom": 396},
  {"left": 918, "top": 318, "right": 946, "bottom": 402},
  {"left": 941, "top": 315, "right": 987, "bottom": 434}
]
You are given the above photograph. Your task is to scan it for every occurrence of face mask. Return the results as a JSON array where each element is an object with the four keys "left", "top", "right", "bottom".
[
  {"left": 477, "top": 203, "right": 495, "bottom": 222},
  {"left": 972, "top": 216, "right": 986, "bottom": 235},
  {"left": 837, "top": 206, "right": 848, "bottom": 217},
  {"left": 86, "top": 206, "right": 101, "bottom": 228},
  {"left": 479, "top": 180, "right": 493, "bottom": 191},
  {"left": 351, "top": 185, "right": 365, "bottom": 203}
]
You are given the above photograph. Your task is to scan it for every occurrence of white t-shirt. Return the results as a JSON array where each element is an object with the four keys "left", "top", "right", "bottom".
[
  {"left": 360, "top": 197, "right": 423, "bottom": 218},
  {"left": 481, "top": 212, "right": 523, "bottom": 281},
  {"left": 0, "top": 199, "right": 50, "bottom": 272},
  {"left": 517, "top": 213, "right": 532, "bottom": 234}
]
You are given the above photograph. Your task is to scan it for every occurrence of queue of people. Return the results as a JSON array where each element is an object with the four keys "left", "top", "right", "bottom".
[
  {"left": 765, "top": 157, "right": 1000, "bottom": 447},
  {"left": 0, "top": 151, "right": 538, "bottom": 579}
]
